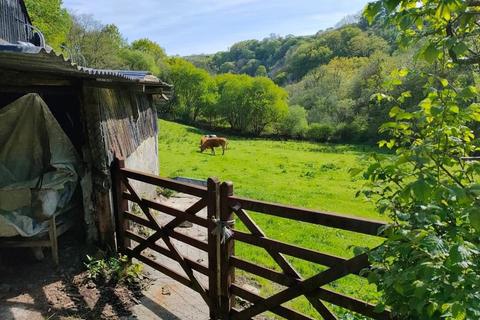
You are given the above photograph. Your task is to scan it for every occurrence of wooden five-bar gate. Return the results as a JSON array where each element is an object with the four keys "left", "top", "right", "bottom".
[{"left": 111, "top": 159, "right": 392, "bottom": 320}]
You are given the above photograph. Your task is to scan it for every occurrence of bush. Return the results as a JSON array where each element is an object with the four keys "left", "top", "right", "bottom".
[
  {"left": 306, "top": 123, "right": 334, "bottom": 142},
  {"left": 85, "top": 254, "right": 143, "bottom": 285},
  {"left": 332, "top": 123, "right": 355, "bottom": 142},
  {"left": 278, "top": 105, "right": 308, "bottom": 138}
]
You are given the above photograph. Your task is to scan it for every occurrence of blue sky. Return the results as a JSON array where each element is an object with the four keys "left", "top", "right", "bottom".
[{"left": 63, "top": 0, "right": 370, "bottom": 56}]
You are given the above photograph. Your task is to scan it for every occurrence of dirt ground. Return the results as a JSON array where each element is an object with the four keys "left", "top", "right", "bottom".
[
  {"left": 0, "top": 227, "right": 145, "bottom": 320},
  {"left": 0, "top": 192, "right": 262, "bottom": 320}
]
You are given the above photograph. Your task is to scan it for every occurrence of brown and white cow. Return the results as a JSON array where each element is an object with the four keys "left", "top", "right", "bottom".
[{"left": 200, "top": 136, "right": 228, "bottom": 155}]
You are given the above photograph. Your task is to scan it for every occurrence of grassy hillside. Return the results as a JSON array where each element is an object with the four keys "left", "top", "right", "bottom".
[{"left": 157, "top": 120, "right": 385, "bottom": 318}]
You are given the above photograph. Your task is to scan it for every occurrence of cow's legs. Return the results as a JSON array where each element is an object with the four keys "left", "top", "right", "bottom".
[{"left": 211, "top": 147, "right": 215, "bottom": 155}]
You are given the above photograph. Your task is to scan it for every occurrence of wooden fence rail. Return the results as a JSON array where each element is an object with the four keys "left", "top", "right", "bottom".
[{"left": 111, "top": 160, "right": 393, "bottom": 320}]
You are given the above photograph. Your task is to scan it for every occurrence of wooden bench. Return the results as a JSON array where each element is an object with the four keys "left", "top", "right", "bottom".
[{"left": 0, "top": 215, "right": 75, "bottom": 265}]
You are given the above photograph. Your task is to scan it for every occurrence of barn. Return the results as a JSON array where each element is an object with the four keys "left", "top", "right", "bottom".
[{"left": 0, "top": 0, "right": 171, "bottom": 259}]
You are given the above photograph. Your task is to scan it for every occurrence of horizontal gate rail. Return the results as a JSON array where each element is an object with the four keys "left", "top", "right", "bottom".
[
  {"left": 123, "top": 211, "right": 209, "bottom": 251},
  {"left": 233, "top": 230, "right": 347, "bottom": 268},
  {"left": 125, "top": 231, "right": 209, "bottom": 275},
  {"left": 229, "top": 196, "right": 386, "bottom": 236},
  {"left": 121, "top": 167, "right": 208, "bottom": 197},
  {"left": 123, "top": 192, "right": 210, "bottom": 228}
]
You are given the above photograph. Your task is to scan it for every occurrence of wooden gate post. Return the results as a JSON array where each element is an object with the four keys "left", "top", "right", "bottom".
[
  {"left": 111, "top": 157, "right": 129, "bottom": 254},
  {"left": 207, "top": 177, "right": 221, "bottom": 319},
  {"left": 219, "top": 181, "right": 235, "bottom": 319}
]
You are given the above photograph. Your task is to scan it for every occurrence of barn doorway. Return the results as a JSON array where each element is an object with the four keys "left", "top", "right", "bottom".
[{"left": 0, "top": 89, "right": 86, "bottom": 262}]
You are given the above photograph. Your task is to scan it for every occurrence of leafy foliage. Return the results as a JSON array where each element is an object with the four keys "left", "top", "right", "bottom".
[
  {"left": 24, "top": 0, "right": 72, "bottom": 50},
  {"left": 356, "top": 1, "right": 480, "bottom": 318},
  {"left": 277, "top": 105, "right": 308, "bottom": 138},
  {"left": 85, "top": 254, "right": 143, "bottom": 285},
  {"left": 215, "top": 73, "right": 288, "bottom": 134},
  {"left": 165, "top": 58, "right": 218, "bottom": 122}
]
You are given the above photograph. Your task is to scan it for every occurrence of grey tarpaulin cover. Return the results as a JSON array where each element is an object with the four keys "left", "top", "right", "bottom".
[{"left": 0, "top": 93, "right": 80, "bottom": 237}]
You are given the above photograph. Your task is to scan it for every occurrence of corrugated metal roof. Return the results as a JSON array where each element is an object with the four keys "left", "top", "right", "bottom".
[{"left": 0, "top": 43, "right": 172, "bottom": 87}]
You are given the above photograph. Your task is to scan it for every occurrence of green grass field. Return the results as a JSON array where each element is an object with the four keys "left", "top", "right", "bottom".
[{"left": 158, "top": 120, "right": 386, "bottom": 318}]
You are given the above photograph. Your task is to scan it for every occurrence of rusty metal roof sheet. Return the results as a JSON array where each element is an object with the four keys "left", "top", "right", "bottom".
[{"left": 0, "top": 43, "right": 172, "bottom": 87}]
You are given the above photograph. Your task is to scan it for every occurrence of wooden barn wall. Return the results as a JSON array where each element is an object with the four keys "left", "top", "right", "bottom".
[
  {"left": 82, "top": 86, "right": 157, "bottom": 174},
  {"left": 0, "top": 0, "right": 33, "bottom": 43},
  {"left": 81, "top": 85, "right": 157, "bottom": 246}
]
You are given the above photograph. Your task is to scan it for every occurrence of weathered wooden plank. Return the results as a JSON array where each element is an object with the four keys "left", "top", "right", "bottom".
[
  {"left": 125, "top": 231, "right": 209, "bottom": 275},
  {"left": 233, "top": 254, "right": 370, "bottom": 319},
  {"left": 123, "top": 192, "right": 209, "bottom": 228},
  {"left": 219, "top": 182, "right": 235, "bottom": 318},
  {"left": 207, "top": 178, "right": 221, "bottom": 319},
  {"left": 231, "top": 284, "right": 313, "bottom": 320},
  {"left": 231, "top": 257, "right": 390, "bottom": 319},
  {"left": 112, "top": 158, "right": 130, "bottom": 254},
  {"left": 123, "top": 212, "right": 209, "bottom": 251},
  {"left": 229, "top": 196, "right": 386, "bottom": 236},
  {"left": 233, "top": 230, "right": 347, "bottom": 268},
  {"left": 127, "top": 249, "right": 193, "bottom": 289},
  {"left": 314, "top": 288, "right": 392, "bottom": 320},
  {"left": 121, "top": 168, "right": 208, "bottom": 197},
  {"left": 233, "top": 208, "right": 337, "bottom": 319}
]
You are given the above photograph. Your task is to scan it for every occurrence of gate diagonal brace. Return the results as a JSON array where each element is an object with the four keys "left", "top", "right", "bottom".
[{"left": 233, "top": 252, "right": 370, "bottom": 319}]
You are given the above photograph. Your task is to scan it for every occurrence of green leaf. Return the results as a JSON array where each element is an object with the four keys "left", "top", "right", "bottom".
[
  {"left": 398, "top": 69, "right": 409, "bottom": 77},
  {"left": 389, "top": 106, "right": 402, "bottom": 117},
  {"left": 364, "top": 2, "right": 382, "bottom": 24},
  {"left": 440, "top": 78, "right": 449, "bottom": 87},
  {"left": 436, "top": 3, "right": 452, "bottom": 21},
  {"left": 386, "top": 139, "right": 396, "bottom": 149},
  {"left": 452, "top": 42, "right": 469, "bottom": 56},
  {"left": 469, "top": 208, "right": 480, "bottom": 232},
  {"left": 419, "top": 98, "right": 432, "bottom": 114},
  {"left": 449, "top": 105, "right": 459, "bottom": 113},
  {"left": 384, "top": 0, "right": 401, "bottom": 11},
  {"left": 451, "top": 302, "right": 466, "bottom": 320},
  {"left": 422, "top": 43, "right": 441, "bottom": 63},
  {"left": 459, "top": 86, "right": 478, "bottom": 99}
]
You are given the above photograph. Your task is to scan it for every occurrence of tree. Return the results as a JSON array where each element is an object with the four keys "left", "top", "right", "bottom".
[
  {"left": 356, "top": 1, "right": 480, "bottom": 319},
  {"left": 216, "top": 74, "right": 288, "bottom": 135},
  {"left": 248, "top": 77, "right": 288, "bottom": 135},
  {"left": 130, "top": 38, "right": 168, "bottom": 75},
  {"left": 166, "top": 58, "right": 218, "bottom": 122},
  {"left": 286, "top": 40, "right": 332, "bottom": 80},
  {"left": 216, "top": 73, "right": 253, "bottom": 132},
  {"left": 24, "top": 0, "right": 72, "bottom": 50},
  {"left": 66, "top": 15, "right": 126, "bottom": 68},
  {"left": 130, "top": 39, "right": 166, "bottom": 62},
  {"left": 278, "top": 105, "right": 308, "bottom": 137},
  {"left": 119, "top": 49, "right": 160, "bottom": 74}
]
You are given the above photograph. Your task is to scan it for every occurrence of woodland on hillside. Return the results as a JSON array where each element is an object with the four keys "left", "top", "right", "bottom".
[{"left": 26, "top": 0, "right": 476, "bottom": 144}]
